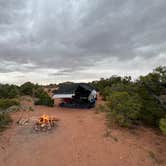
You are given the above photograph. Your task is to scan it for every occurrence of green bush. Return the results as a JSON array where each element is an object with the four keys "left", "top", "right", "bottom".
[
  {"left": 159, "top": 118, "right": 166, "bottom": 135},
  {"left": 35, "top": 92, "right": 54, "bottom": 107},
  {"left": 106, "top": 91, "right": 142, "bottom": 127},
  {"left": 20, "top": 82, "right": 54, "bottom": 107},
  {"left": 95, "top": 104, "right": 109, "bottom": 113},
  {"left": 137, "top": 86, "right": 165, "bottom": 126},
  {"left": 33, "top": 87, "right": 45, "bottom": 98},
  {"left": 0, "top": 84, "right": 19, "bottom": 98},
  {"left": 0, "top": 98, "right": 20, "bottom": 110},
  {"left": 91, "top": 66, "right": 166, "bottom": 132},
  {"left": 0, "top": 112, "right": 12, "bottom": 132},
  {"left": 7, "top": 105, "right": 20, "bottom": 112},
  {"left": 20, "top": 82, "right": 36, "bottom": 96},
  {"left": 100, "top": 86, "right": 112, "bottom": 100}
]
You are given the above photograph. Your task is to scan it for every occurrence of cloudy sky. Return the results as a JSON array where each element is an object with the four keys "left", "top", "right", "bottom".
[{"left": 0, "top": 0, "right": 166, "bottom": 85}]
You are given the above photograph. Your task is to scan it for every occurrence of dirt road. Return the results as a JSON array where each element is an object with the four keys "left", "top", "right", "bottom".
[{"left": 0, "top": 103, "right": 166, "bottom": 166}]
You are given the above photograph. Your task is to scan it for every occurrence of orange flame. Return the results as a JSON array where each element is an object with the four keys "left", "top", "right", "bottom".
[
  {"left": 38, "top": 114, "right": 50, "bottom": 124},
  {"left": 38, "top": 114, "right": 58, "bottom": 124}
]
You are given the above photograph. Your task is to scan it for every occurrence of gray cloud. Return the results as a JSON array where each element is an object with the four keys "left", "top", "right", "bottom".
[{"left": 0, "top": 0, "right": 166, "bottom": 84}]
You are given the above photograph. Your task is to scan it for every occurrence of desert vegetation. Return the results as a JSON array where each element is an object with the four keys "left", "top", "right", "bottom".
[
  {"left": 0, "top": 66, "right": 166, "bottom": 135},
  {"left": 19, "top": 82, "right": 54, "bottom": 107},
  {"left": 0, "top": 82, "right": 54, "bottom": 131},
  {"left": 0, "top": 112, "right": 12, "bottom": 132},
  {"left": 91, "top": 66, "right": 166, "bottom": 135}
]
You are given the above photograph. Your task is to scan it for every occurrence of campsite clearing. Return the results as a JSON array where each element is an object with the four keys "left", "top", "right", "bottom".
[{"left": 0, "top": 99, "right": 166, "bottom": 166}]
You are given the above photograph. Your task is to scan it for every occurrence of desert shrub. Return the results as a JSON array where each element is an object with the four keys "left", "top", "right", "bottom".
[
  {"left": 94, "top": 66, "right": 166, "bottom": 132},
  {"left": 20, "top": 82, "right": 54, "bottom": 107},
  {"left": 105, "top": 85, "right": 165, "bottom": 128},
  {"left": 159, "top": 118, "right": 166, "bottom": 135},
  {"left": 0, "top": 84, "right": 19, "bottom": 98},
  {"left": 95, "top": 104, "right": 109, "bottom": 113},
  {"left": 7, "top": 85, "right": 20, "bottom": 98},
  {"left": 0, "top": 98, "right": 20, "bottom": 110},
  {"left": 33, "top": 87, "right": 45, "bottom": 98},
  {"left": 90, "top": 76, "right": 124, "bottom": 91},
  {"left": 100, "top": 86, "right": 112, "bottom": 100},
  {"left": 7, "top": 105, "right": 20, "bottom": 112},
  {"left": 35, "top": 92, "right": 54, "bottom": 107},
  {"left": 137, "top": 86, "right": 165, "bottom": 127},
  {"left": 0, "top": 112, "right": 12, "bottom": 132},
  {"left": 98, "top": 104, "right": 109, "bottom": 112},
  {"left": 20, "top": 82, "right": 36, "bottom": 96},
  {"left": 20, "top": 82, "right": 42, "bottom": 96},
  {"left": 106, "top": 91, "right": 142, "bottom": 127}
]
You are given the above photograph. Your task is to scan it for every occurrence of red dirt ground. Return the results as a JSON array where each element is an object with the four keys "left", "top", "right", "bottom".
[{"left": 0, "top": 99, "right": 166, "bottom": 166}]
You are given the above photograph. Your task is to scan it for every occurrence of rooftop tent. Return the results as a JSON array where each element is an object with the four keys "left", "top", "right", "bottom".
[
  {"left": 53, "top": 83, "right": 78, "bottom": 94},
  {"left": 52, "top": 83, "right": 77, "bottom": 99},
  {"left": 75, "top": 84, "right": 93, "bottom": 98}
]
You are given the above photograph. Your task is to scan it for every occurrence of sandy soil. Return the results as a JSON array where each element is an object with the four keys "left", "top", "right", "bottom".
[{"left": 0, "top": 99, "right": 166, "bottom": 166}]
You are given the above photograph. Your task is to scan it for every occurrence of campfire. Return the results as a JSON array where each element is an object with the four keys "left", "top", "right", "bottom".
[{"left": 34, "top": 114, "right": 58, "bottom": 132}]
